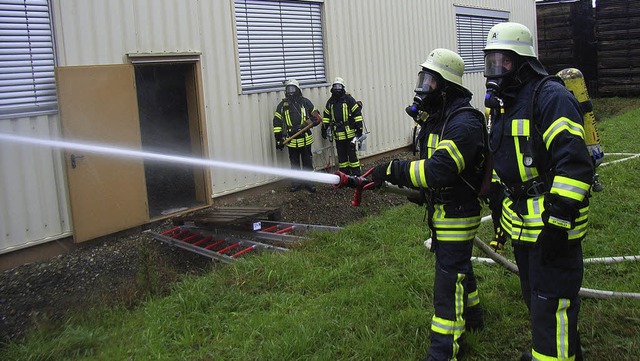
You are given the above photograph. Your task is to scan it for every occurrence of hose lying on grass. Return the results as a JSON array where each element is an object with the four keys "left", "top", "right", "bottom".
[{"left": 471, "top": 236, "right": 640, "bottom": 300}]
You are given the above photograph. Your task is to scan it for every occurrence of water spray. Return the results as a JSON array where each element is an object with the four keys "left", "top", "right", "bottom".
[{"left": 0, "top": 133, "right": 341, "bottom": 185}]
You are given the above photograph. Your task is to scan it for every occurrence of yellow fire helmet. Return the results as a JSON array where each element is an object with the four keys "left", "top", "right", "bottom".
[
  {"left": 484, "top": 22, "right": 536, "bottom": 58},
  {"left": 420, "top": 48, "right": 465, "bottom": 89}
]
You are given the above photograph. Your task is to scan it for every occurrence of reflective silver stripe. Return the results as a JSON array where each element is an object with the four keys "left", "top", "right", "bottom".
[
  {"left": 437, "top": 140, "right": 464, "bottom": 173},
  {"left": 410, "top": 160, "right": 427, "bottom": 187},
  {"left": 557, "top": 299, "right": 570, "bottom": 359},
  {"left": 551, "top": 179, "right": 590, "bottom": 200},
  {"left": 543, "top": 117, "right": 585, "bottom": 147}
]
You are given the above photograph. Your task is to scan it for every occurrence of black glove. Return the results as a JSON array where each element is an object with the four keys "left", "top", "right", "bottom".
[
  {"left": 355, "top": 129, "right": 363, "bottom": 139},
  {"left": 537, "top": 225, "right": 569, "bottom": 264},
  {"left": 489, "top": 226, "right": 507, "bottom": 253},
  {"left": 538, "top": 193, "right": 578, "bottom": 264},
  {"left": 321, "top": 126, "right": 328, "bottom": 139},
  {"left": 370, "top": 159, "right": 407, "bottom": 189}
]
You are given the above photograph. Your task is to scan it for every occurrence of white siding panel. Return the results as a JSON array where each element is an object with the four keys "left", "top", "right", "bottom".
[
  {"left": 0, "top": 114, "right": 71, "bottom": 254},
  {"left": 49, "top": 0, "right": 536, "bottom": 199}
]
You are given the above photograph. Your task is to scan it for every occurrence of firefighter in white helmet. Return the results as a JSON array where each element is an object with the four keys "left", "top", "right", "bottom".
[
  {"left": 367, "top": 48, "right": 488, "bottom": 360},
  {"left": 483, "top": 22, "right": 593, "bottom": 361},
  {"left": 273, "top": 79, "right": 322, "bottom": 192},
  {"left": 321, "top": 77, "right": 365, "bottom": 175}
]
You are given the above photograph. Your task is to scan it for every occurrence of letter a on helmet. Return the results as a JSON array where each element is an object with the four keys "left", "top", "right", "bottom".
[{"left": 419, "top": 48, "right": 467, "bottom": 90}]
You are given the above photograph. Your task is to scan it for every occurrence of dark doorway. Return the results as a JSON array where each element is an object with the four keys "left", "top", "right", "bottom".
[{"left": 134, "top": 63, "right": 206, "bottom": 218}]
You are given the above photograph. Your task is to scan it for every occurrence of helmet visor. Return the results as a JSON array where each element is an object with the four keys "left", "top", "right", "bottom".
[
  {"left": 414, "top": 71, "right": 441, "bottom": 93},
  {"left": 484, "top": 51, "right": 516, "bottom": 78}
]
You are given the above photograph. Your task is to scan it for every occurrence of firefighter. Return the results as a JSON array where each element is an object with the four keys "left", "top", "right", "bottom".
[
  {"left": 368, "top": 48, "right": 487, "bottom": 360},
  {"left": 483, "top": 22, "right": 593, "bottom": 360},
  {"left": 273, "top": 79, "right": 322, "bottom": 192},
  {"left": 321, "top": 77, "right": 365, "bottom": 176}
]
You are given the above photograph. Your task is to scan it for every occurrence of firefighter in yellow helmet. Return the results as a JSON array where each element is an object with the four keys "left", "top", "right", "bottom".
[
  {"left": 321, "top": 77, "right": 365, "bottom": 175},
  {"left": 367, "top": 48, "right": 488, "bottom": 360},
  {"left": 273, "top": 79, "right": 322, "bottom": 192},
  {"left": 483, "top": 22, "right": 593, "bottom": 361}
]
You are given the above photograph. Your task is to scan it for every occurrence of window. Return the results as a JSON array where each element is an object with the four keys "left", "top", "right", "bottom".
[
  {"left": 455, "top": 6, "right": 509, "bottom": 72},
  {"left": 0, "top": 0, "right": 57, "bottom": 118},
  {"left": 234, "top": 0, "right": 326, "bottom": 92}
]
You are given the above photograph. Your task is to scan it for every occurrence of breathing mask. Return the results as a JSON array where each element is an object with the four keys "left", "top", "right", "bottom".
[
  {"left": 483, "top": 51, "right": 518, "bottom": 109},
  {"left": 285, "top": 85, "right": 299, "bottom": 99},
  {"left": 406, "top": 70, "right": 444, "bottom": 117},
  {"left": 330, "top": 82, "right": 345, "bottom": 98}
]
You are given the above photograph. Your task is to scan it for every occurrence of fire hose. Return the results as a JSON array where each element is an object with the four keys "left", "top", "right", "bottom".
[{"left": 333, "top": 169, "right": 640, "bottom": 300}]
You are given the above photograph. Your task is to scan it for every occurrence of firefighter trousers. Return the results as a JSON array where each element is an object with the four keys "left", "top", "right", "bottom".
[
  {"left": 287, "top": 145, "right": 314, "bottom": 187},
  {"left": 428, "top": 240, "right": 483, "bottom": 360},
  {"left": 335, "top": 138, "right": 361, "bottom": 175},
  {"left": 513, "top": 243, "right": 583, "bottom": 360}
]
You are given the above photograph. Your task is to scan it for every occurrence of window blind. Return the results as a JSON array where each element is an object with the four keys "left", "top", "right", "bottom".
[
  {"left": 0, "top": 0, "right": 57, "bottom": 117},
  {"left": 235, "top": 0, "right": 326, "bottom": 92},
  {"left": 455, "top": 7, "right": 508, "bottom": 72}
]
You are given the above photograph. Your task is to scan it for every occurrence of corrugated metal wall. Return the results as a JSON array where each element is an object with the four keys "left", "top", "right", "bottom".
[
  {"left": 0, "top": 114, "right": 71, "bottom": 253},
  {"left": 1, "top": 0, "right": 536, "bottom": 253}
]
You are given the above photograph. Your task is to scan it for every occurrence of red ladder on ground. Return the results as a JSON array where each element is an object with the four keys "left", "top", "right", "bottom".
[{"left": 147, "top": 226, "right": 289, "bottom": 263}]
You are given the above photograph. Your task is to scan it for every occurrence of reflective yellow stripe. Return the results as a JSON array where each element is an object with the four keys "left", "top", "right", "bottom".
[
  {"left": 556, "top": 299, "right": 570, "bottom": 359},
  {"left": 431, "top": 316, "right": 465, "bottom": 335},
  {"left": 427, "top": 134, "right": 438, "bottom": 158},
  {"left": 409, "top": 159, "right": 428, "bottom": 187},
  {"left": 511, "top": 118, "right": 538, "bottom": 182},
  {"left": 550, "top": 176, "right": 590, "bottom": 202},
  {"left": 467, "top": 290, "right": 480, "bottom": 307},
  {"left": 436, "top": 139, "right": 465, "bottom": 173},
  {"left": 502, "top": 197, "right": 589, "bottom": 242},
  {"left": 531, "top": 349, "right": 575, "bottom": 360},
  {"left": 543, "top": 117, "right": 585, "bottom": 149},
  {"left": 432, "top": 204, "right": 481, "bottom": 242}
]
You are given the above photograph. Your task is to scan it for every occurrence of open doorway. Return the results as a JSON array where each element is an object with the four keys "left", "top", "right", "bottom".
[{"left": 134, "top": 62, "right": 208, "bottom": 218}]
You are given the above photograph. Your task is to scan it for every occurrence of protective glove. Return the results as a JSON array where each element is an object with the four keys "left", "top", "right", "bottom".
[
  {"left": 350, "top": 137, "right": 358, "bottom": 150},
  {"left": 538, "top": 193, "right": 578, "bottom": 264},
  {"left": 276, "top": 139, "right": 284, "bottom": 150},
  {"left": 355, "top": 129, "right": 363, "bottom": 139},
  {"left": 489, "top": 226, "right": 507, "bottom": 253},
  {"left": 369, "top": 159, "right": 408, "bottom": 189},
  {"left": 537, "top": 224, "right": 569, "bottom": 264},
  {"left": 321, "top": 126, "right": 328, "bottom": 139}
]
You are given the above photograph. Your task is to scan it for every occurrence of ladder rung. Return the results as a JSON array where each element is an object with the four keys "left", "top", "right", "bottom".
[
  {"left": 218, "top": 243, "right": 240, "bottom": 254},
  {"left": 204, "top": 239, "right": 225, "bottom": 250},
  {"left": 181, "top": 233, "right": 201, "bottom": 243},
  {"left": 274, "top": 226, "right": 294, "bottom": 234},
  {"left": 232, "top": 245, "right": 256, "bottom": 258},
  {"left": 160, "top": 226, "right": 181, "bottom": 236},
  {"left": 193, "top": 236, "right": 213, "bottom": 247}
]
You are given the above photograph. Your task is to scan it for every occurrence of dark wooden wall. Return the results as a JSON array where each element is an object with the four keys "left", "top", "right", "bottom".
[
  {"left": 537, "top": 0, "right": 598, "bottom": 94},
  {"left": 537, "top": 0, "right": 640, "bottom": 97},
  {"left": 596, "top": 0, "right": 640, "bottom": 96}
]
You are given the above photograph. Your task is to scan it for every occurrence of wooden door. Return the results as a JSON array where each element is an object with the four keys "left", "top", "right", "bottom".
[{"left": 56, "top": 65, "right": 149, "bottom": 242}]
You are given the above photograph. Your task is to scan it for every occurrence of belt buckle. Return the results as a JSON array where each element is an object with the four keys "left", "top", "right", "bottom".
[{"left": 526, "top": 180, "right": 545, "bottom": 197}]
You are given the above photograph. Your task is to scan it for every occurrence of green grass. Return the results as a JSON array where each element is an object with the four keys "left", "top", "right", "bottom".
[{"left": 2, "top": 98, "right": 640, "bottom": 360}]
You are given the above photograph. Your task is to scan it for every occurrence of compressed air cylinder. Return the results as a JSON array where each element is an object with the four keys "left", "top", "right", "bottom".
[{"left": 557, "top": 68, "right": 604, "bottom": 167}]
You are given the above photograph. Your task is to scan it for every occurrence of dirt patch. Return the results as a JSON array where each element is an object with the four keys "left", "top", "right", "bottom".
[{"left": 0, "top": 149, "right": 415, "bottom": 345}]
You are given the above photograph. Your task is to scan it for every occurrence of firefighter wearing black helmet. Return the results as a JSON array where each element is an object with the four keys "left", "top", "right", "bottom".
[
  {"left": 367, "top": 48, "right": 488, "bottom": 361},
  {"left": 483, "top": 22, "right": 594, "bottom": 361},
  {"left": 273, "top": 79, "right": 322, "bottom": 192}
]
